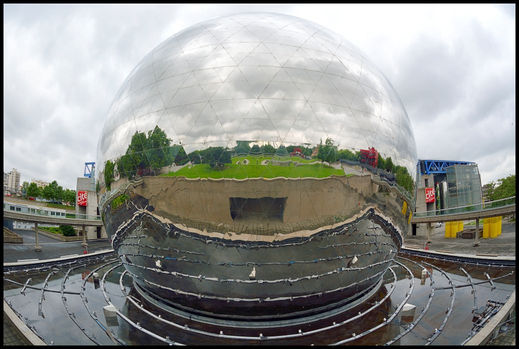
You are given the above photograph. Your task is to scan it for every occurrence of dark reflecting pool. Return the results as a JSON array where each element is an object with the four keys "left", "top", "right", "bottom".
[{"left": 3, "top": 253, "right": 515, "bottom": 345}]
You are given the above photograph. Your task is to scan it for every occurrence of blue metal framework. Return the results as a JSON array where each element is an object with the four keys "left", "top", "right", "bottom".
[
  {"left": 84, "top": 162, "right": 95, "bottom": 178},
  {"left": 418, "top": 160, "right": 474, "bottom": 175}
]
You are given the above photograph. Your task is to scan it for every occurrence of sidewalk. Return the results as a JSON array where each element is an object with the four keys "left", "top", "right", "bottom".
[
  {"left": 403, "top": 221, "right": 516, "bottom": 257},
  {"left": 3, "top": 229, "right": 112, "bottom": 263}
]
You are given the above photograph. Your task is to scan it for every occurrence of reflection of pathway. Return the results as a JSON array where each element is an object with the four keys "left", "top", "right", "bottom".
[{"left": 341, "top": 163, "right": 364, "bottom": 176}]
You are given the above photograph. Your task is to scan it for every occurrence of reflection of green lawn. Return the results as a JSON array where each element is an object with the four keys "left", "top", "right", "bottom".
[
  {"left": 162, "top": 162, "right": 345, "bottom": 179},
  {"left": 232, "top": 155, "right": 316, "bottom": 165}
]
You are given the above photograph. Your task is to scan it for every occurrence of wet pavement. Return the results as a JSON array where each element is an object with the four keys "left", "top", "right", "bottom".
[
  {"left": 3, "top": 229, "right": 112, "bottom": 263},
  {"left": 403, "top": 221, "right": 516, "bottom": 257},
  {"left": 3, "top": 221, "right": 515, "bottom": 345}
]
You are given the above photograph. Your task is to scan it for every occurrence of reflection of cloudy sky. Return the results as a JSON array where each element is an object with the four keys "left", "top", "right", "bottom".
[
  {"left": 98, "top": 12, "right": 417, "bottom": 175},
  {"left": 4, "top": 4, "right": 514, "bottom": 188}
]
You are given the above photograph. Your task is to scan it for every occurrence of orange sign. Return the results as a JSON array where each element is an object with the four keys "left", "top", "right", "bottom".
[
  {"left": 425, "top": 187, "right": 435, "bottom": 203},
  {"left": 78, "top": 190, "right": 88, "bottom": 206}
]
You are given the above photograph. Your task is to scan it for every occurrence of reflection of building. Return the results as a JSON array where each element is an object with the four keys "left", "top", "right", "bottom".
[{"left": 413, "top": 159, "right": 482, "bottom": 236}]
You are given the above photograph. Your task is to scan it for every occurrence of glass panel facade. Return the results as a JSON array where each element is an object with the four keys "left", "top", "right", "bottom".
[{"left": 446, "top": 164, "right": 482, "bottom": 211}]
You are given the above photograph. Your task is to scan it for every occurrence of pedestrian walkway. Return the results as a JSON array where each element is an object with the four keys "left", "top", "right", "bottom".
[
  {"left": 3, "top": 229, "right": 112, "bottom": 263},
  {"left": 403, "top": 221, "right": 516, "bottom": 257}
]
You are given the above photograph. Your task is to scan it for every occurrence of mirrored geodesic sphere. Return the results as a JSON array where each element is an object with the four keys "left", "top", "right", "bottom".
[
  {"left": 96, "top": 12, "right": 417, "bottom": 319},
  {"left": 96, "top": 12, "right": 416, "bottom": 185}
]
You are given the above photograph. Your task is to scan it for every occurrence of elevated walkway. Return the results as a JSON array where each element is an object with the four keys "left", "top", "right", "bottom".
[
  {"left": 412, "top": 197, "right": 515, "bottom": 224},
  {"left": 3, "top": 205, "right": 102, "bottom": 227}
]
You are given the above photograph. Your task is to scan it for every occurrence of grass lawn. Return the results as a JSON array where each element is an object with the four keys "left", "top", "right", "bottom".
[
  {"left": 162, "top": 161, "right": 345, "bottom": 179},
  {"left": 38, "top": 226, "right": 62, "bottom": 234}
]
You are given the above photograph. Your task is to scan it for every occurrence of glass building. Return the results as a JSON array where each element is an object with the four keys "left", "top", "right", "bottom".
[{"left": 446, "top": 164, "right": 483, "bottom": 212}]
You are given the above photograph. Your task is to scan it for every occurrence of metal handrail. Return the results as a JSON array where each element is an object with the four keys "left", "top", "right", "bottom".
[{"left": 414, "top": 196, "right": 515, "bottom": 217}]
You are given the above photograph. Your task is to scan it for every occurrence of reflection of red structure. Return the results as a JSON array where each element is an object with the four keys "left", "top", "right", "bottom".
[
  {"left": 360, "top": 147, "right": 378, "bottom": 167},
  {"left": 290, "top": 147, "right": 303, "bottom": 158}
]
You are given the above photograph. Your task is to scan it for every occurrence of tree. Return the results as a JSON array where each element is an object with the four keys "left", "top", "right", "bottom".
[
  {"left": 488, "top": 175, "right": 515, "bottom": 201},
  {"left": 317, "top": 138, "right": 337, "bottom": 163},
  {"left": 104, "top": 160, "right": 115, "bottom": 191},
  {"left": 276, "top": 144, "right": 289, "bottom": 157},
  {"left": 250, "top": 144, "right": 261, "bottom": 154},
  {"left": 188, "top": 150, "right": 203, "bottom": 164},
  {"left": 42, "top": 183, "right": 54, "bottom": 201},
  {"left": 21, "top": 182, "right": 29, "bottom": 198},
  {"left": 146, "top": 125, "right": 173, "bottom": 172},
  {"left": 337, "top": 148, "right": 358, "bottom": 162},
  {"left": 27, "top": 182, "right": 40, "bottom": 198},
  {"left": 198, "top": 147, "right": 232, "bottom": 169},
  {"left": 62, "top": 189, "right": 76, "bottom": 206},
  {"left": 173, "top": 145, "right": 189, "bottom": 165},
  {"left": 260, "top": 143, "right": 276, "bottom": 155},
  {"left": 394, "top": 165, "right": 414, "bottom": 195},
  {"left": 59, "top": 225, "right": 76, "bottom": 236},
  {"left": 384, "top": 157, "right": 394, "bottom": 173},
  {"left": 377, "top": 154, "right": 386, "bottom": 170},
  {"left": 115, "top": 125, "right": 176, "bottom": 178},
  {"left": 235, "top": 141, "right": 251, "bottom": 155}
]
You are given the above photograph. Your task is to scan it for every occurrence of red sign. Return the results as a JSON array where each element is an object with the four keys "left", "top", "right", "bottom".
[
  {"left": 78, "top": 191, "right": 88, "bottom": 206},
  {"left": 425, "top": 187, "right": 435, "bottom": 203}
]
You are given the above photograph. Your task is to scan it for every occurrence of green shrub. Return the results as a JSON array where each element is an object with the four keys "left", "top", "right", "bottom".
[
  {"left": 59, "top": 225, "right": 76, "bottom": 236},
  {"left": 111, "top": 194, "right": 129, "bottom": 210}
]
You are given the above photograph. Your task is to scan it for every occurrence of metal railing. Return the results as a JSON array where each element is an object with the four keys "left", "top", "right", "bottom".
[{"left": 414, "top": 196, "right": 515, "bottom": 218}]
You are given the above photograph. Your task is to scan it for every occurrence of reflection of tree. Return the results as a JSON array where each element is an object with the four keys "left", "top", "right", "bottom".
[
  {"left": 104, "top": 160, "right": 115, "bottom": 190},
  {"left": 235, "top": 141, "right": 251, "bottom": 155},
  {"left": 188, "top": 147, "right": 232, "bottom": 169},
  {"left": 317, "top": 138, "right": 337, "bottom": 163},
  {"left": 250, "top": 144, "right": 261, "bottom": 154},
  {"left": 287, "top": 145, "right": 312, "bottom": 157},
  {"left": 260, "top": 143, "right": 276, "bottom": 155},
  {"left": 276, "top": 144, "right": 289, "bottom": 157},
  {"left": 338, "top": 148, "right": 359, "bottom": 162},
  {"left": 111, "top": 125, "right": 182, "bottom": 180}
]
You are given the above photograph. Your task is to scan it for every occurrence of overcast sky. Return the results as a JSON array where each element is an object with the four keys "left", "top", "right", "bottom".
[{"left": 4, "top": 3, "right": 515, "bottom": 190}]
